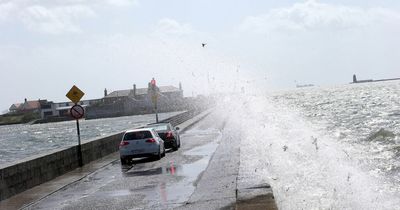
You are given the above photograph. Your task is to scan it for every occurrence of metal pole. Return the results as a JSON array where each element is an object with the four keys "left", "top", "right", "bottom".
[
  {"left": 155, "top": 99, "right": 159, "bottom": 123},
  {"left": 76, "top": 119, "right": 83, "bottom": 167}
]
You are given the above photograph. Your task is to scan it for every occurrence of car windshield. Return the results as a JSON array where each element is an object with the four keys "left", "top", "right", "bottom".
[{"left": 123, "top": 131, "right": 152, "bottom": 140}]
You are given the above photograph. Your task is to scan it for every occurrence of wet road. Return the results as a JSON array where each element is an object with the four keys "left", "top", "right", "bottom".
[{"left": 25, "top": 111, "right": 236, "bottom": 210}]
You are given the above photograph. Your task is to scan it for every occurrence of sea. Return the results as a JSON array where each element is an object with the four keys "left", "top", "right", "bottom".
[{"left": 223, "top": 80, "right": 400, "bottom": 209}]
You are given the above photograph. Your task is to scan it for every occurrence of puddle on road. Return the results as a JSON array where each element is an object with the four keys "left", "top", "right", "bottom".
[
  {"left": 184, "top": 141, "right": 219, "bottom": 156},
  {"left": 126, "top": 156, "right": 210, "bottom": 180},
  {"left": 124, "top": 143, "right": 219, "bottom": 178},
  {"left": 181, "top": 128, "right": 222, "bottom": 137},
  {"left": 130, "top": 140, "right": 220, "bottom": 208}
]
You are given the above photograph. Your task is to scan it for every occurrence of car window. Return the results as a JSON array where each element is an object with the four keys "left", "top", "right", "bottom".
[
  {"left": 146, "top": 124, "right": 169, "bottom": 131},
  {"left": 123, "top": 131, "right": 153, "bottom": 140},
  {"left": 152, "top": 130, "right": 160, "bottom": 137}
]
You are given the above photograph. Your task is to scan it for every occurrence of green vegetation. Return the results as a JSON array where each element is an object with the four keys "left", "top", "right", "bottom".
[{"left": 0, "top": 112, "right": 40, "bottom": 125}]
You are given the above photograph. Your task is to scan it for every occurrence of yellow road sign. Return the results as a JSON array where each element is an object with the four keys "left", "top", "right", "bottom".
[{"left": 66, "top": 85, "right": 85, "bottom": 104}]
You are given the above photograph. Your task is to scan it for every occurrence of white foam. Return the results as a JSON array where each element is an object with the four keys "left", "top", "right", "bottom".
[{"left": 217, "top": 94, "right": 400, "bottom": 209}]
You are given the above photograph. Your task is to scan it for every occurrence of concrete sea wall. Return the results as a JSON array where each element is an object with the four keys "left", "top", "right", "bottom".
[
  {"left": 0, "top": 132, "right": 124, "bottom": 201},
  {"left": 0, "top": 109, "right": 203, "bottom": 201}
]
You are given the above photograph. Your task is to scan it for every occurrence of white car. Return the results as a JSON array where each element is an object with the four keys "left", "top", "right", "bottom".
[{"left": 119, "top": 128, "right": 165, "bottom": 164}]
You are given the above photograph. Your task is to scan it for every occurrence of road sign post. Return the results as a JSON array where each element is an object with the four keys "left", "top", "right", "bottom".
[
  {"left": 66, "top": 86, "right": 85, "bottom": 167},
  {"left": 75, "top": 116, "right": 82, "bottom": 166}
]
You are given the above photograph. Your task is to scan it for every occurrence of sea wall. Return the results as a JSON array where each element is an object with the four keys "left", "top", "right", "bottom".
[{"left": 0, "top": 131, "right": 123, "bottom": 201}]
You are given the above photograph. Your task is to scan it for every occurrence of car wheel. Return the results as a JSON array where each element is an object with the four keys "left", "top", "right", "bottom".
[
  {"left": 120, "top": 157, "right": 129, "bottom": 165},
  {"left": 178, "top": 138, "right": 181, "bottom": 148},
  {"left": 162, "top": 147, "right": 166, "bottom": 157},
  {"left": 154, "top": 147, "right": 162, "bottom": 160},
  {"left": 172, "top": 140, "right": 178, "bottom": 151}
]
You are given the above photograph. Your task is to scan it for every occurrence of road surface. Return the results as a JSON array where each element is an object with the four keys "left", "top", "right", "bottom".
[{"left": 24, "top": 111, "right": 241, "bottom": 210}]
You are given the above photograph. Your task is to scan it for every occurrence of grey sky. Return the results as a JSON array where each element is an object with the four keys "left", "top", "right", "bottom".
[{"left": 1, "top": 0, "right": 400, "bottom": 112}]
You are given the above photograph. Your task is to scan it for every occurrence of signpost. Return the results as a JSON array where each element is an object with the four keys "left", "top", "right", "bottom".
[
  {"left": 70, "top": 104, "right": 85, "bottom": 119},
  {"left": 150, "top": 78, "right": 159, "bottom": 123},
  {"left": 66, "top": 85, "right": 85, "bottom": 104},
  {"left": 66, "top": 85, "right": 85, "bottom": 167}
]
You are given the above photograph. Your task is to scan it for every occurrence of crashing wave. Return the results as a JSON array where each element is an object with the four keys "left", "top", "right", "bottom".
[
  {"left": 367, "top": 128, "right": 396, "bottom": 141},
  {"left": 391, "top": 145, "right": 400, "bottom": 156}
]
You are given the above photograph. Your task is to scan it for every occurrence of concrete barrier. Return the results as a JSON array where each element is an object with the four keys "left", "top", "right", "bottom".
[
  {"left": 0, "top": 132, "right": 124, "bottom": 201},
  {"left": 0, "top": 109, "right": 204, "bottom": 201}
]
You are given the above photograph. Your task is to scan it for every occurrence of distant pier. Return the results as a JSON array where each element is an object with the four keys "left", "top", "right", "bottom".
[{"left": 351, "top": 74, "right": 400, "bottom": 84}]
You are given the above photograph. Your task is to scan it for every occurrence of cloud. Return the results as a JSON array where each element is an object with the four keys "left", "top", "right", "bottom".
[
  {"left": 0, "top": 2, "right": 17, "bottom": 22},
  {"left": 155, "top": 18, "right": 194, "bottom": 35},
  {"left": 0, "top": 0, "right": 139, "bottom": 34},
  {"left": 239, "top": 0, "right": 400, "bottom": 33},
  {"left": 105, "top": 0, "right": 139, "bottom": 7},
  {"left": 20, "top": 5, "right": 95, "bottom": 34}
]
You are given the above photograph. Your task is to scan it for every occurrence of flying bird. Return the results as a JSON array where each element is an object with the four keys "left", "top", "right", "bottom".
[{"left": 202, "top": 43, "right": 207, "bottom": 48}]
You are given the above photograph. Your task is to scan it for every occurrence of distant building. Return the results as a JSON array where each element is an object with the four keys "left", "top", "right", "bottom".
[
  {"left": 6, "top": 82, "right": 185, "bottom": 121},
  {"left": 39, "top": 100, "right": 54, "bottom": 118},
  {"left": 86, "top": 83, "right": 184, "bottom": 119},
  {"left": 39, "top": 99, "right": 103, "bottom": 119},
  {"left": 296, "top": 84, "right": 314, "bottom": 88},
  {"left": 9, "top": 103, "right": 22, "bottom": 113},
  {"left": 9, "top": 99, "right": 44, "bottom": 114},
  {"left": 104, "top": 85, "right": 182, "bottom": 104},
  {"left": 352, "top": 74, "right": 373, "bottom": 83},
  {"left": 8, "top": 98, "right": 104, "bottom": 120},
  {"left": 352, "top": 74, "right": 400, "bottom": 84}
]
